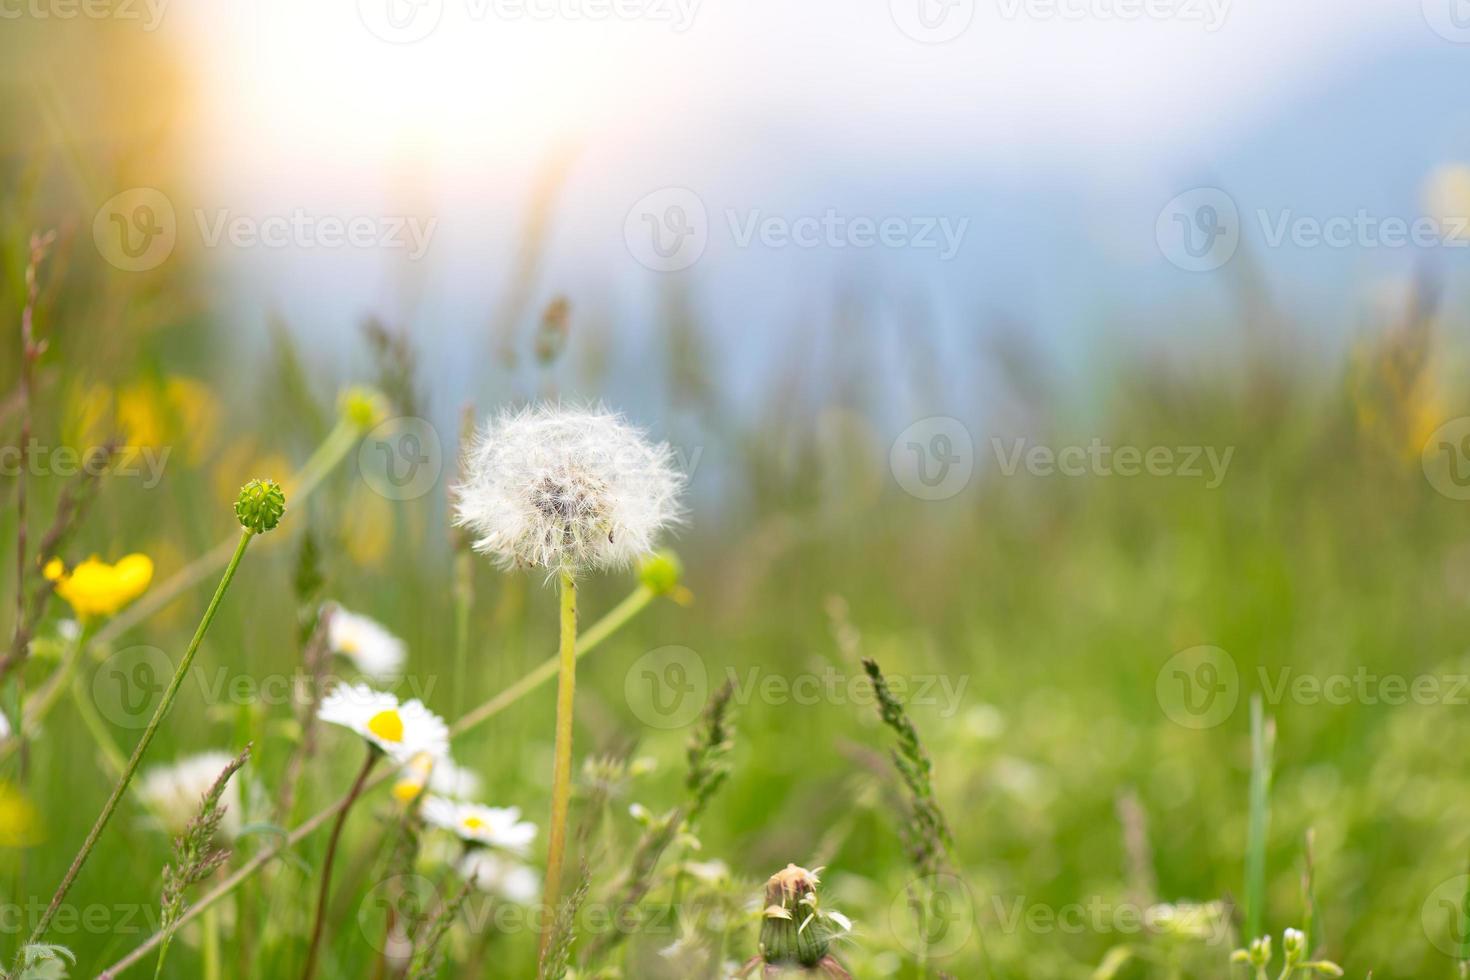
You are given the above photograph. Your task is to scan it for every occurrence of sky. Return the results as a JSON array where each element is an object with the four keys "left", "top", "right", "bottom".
[{"left": 150, "top": 0, "right": 1470, "bottom": 405}]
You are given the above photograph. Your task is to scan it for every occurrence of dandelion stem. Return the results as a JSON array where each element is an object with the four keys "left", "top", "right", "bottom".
[
  {"left": 20, "top": 528, "right": 257, "bottom": 957},
  {"left": 302, "top": 745, "right": 378, "bottom": 980},
  {"left": 538, "top": 569, "right": 579, "bottom": 964},
  {"left": 452, "top": 584, "right": 652, "bottom": 736},
  {"left": 97, "top": 583, "right": 656, "bottom": 978}
]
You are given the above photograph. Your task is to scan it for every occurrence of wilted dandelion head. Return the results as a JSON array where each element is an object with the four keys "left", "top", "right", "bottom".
[{"left": 453, "top": 404, "right": 684, "bottom": 575}]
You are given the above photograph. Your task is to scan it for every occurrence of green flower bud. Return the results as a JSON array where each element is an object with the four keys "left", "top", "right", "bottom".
[
  {"left": 339, "top": 386, "right": 389, "bottom": 432},
  {"left": 1282, "top": 927, "right": 1305, "bottom": 965},
  {"left": 758, "top": 865, "right": 842, "bottom": 969},
  {"left": 235, "top": 479, "right": 286, "bottom": 533},
  {"left": 638, "top": 550, "right": 684, "bottom": 597},
  {"left": 1247, "top": 935, "right": 1271, "bottom": 968}
]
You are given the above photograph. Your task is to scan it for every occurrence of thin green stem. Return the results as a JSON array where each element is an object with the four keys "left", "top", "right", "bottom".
[
  {"left": 151, "top": 930, "right": 173, "bottom": 980},
  {"left": 19, "top": 623, "right": 90, "bottom": 733},
  {"left": 301, "top": 746, "right": 378, "bottom": 980},
  {"left": 70, "top": 667, "right": 127, "bottom": 779},
  {"left": 451, "top": 550, "right": 473, "bottom": 719},
  {"left": 1244, "top": 694, "right": 1274, "bottom": 944},
  {"left": 89, "top": 418, "right": 357, "bottom": 652},
  {"left": 20, "top": 529, "right": 256, "bottom": 957},
  {"left": 202, "top": 904, "right": 221, "bottom": 980},
  {"left": 538, "top": 569, "right": 578, "bottom": 965},
  {"left": 452, "top": 585, "right": 652, "bottom": 737},
  {"left": 97, "top": 583, "right": 656, "bottom": 979}
]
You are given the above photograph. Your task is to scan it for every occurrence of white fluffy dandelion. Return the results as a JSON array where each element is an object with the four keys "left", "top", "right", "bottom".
[
  {"left": 422, "top": 796, "right": 537, "bottom": 854},
  {"left": 453, "top": 404, "right": 684, "bottom": 574},
  {"left": 136, "top": 751, "right": 243, "bottom": 839},
  {"left": 325, "top": 605, "right": 406, "bottom": 681},
  {"left": 318, "top": 683, "right": 448, "bottom": 763}
]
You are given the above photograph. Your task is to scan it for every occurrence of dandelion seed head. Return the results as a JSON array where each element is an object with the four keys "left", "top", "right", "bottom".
[{"left": 453, "top": 404, "right": 684, "bottom": 574}]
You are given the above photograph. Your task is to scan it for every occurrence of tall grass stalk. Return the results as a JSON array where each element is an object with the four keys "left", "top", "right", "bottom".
[
  {"left": 1244, "top": 693, "right": 1275, "bottom": 944},
  {"left": 19, "top": 527, "right": 259, "bottom": 960}
]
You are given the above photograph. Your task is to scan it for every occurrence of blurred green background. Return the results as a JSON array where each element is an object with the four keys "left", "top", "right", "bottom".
[{"left": 7, "top": 7, "right": 1470, "bottom": 980}]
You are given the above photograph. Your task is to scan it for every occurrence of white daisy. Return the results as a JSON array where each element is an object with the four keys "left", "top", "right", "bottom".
[
  {"left": 318, "top": 683, "right": 448, "bottom": 763},
  {"left": 0, "top": 709, "right": 10, "bottom": 741},
  {"left": 325, "top": 605, "right": 406, "bottom": 681},
  {"left": 391, "top": 750, "right": 484, "bottom": 804},
  {"left": 457, "top": 849, "right": 539, "bottom": 904},
  {"left": 453, "top": 404, "right": 684, "bottom": 574},
  {"left": 421, "top": 795, "right": 537, "bottom": 854},
  {"left": 135, "top": 751, "right": 243, "bottom": 839}
]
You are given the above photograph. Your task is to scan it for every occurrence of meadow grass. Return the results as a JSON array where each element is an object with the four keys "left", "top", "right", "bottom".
[{"left": 2, "top": 188, "right": 1469, "bottom": 979}]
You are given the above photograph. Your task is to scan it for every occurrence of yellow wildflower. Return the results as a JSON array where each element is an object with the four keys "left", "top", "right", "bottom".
[
  {"left": 0, "top": 781, "right": 43, "bottom": 847},
  {"left": 43, "top": 554, "right": 154, "bottom": 621}
]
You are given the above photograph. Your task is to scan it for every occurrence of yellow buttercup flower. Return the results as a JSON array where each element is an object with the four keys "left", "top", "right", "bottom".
[
  {"left": 43, "top": 554, "right": 154, "bottom": 621},
  {"left": 0, "top": 781, "right": 43, "bottom": 847}
]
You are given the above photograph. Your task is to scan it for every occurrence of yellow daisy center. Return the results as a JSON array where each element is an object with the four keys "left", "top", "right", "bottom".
[
  {"left": 367, "top": 709, "right": 404, "bottom": 743},
  {"left": 391, "top": 779, "right": 422, "bottom": 803},
  {"left": 463, "top": 815, "right": 486, "bottom": 832}
]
